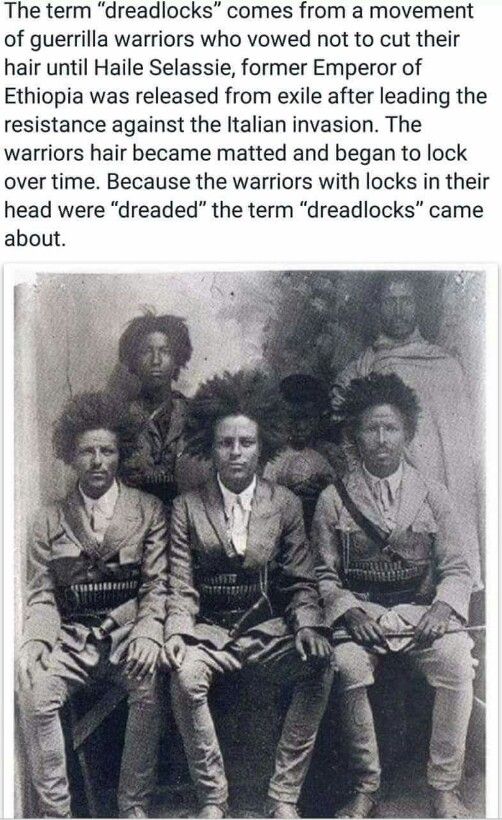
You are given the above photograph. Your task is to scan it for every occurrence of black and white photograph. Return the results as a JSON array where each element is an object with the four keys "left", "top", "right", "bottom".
[{"left": 12, "top": 268, "right": 487, "bottom": 820}]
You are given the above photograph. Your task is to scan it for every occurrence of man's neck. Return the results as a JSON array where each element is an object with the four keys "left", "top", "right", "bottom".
[
  {"left": 141, "top": 383, "right": 172, "bottom": 412},
  {"left": 362, "top": 461, "right": 402, "bottom": 480},
  {"left": 79, "top": 479, "right": 116, "bottom": 501},
  {"left": 217, "top": 473, "right": 256, "bottom": 496},
  {"left": 376, "top": 327, "right": 422, "bottom": 347}
]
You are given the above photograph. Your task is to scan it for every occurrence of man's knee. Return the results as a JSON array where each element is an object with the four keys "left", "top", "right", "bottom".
[
  {"left": 125, "top": 672, "right": 162, "bottom": 706},
  {"left": 418, "top": 633, "right": 475, "bottom": 689},
  {"left": 171, "top": 649, "right": 213, "bottom": 702},
  {"left": 17, "top": 673, "right": 68, "bottom": 715},
  {"left": 333, "top": 642, "right": 376, "bottom": 692}
]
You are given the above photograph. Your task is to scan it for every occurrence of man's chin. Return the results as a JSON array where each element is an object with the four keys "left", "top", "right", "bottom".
[
  {"left": 82, "top": 476, "right": 112, "bottom": 495},
  {"left": 366, "top": 455, "right": 399, "bottom": 475},
  {"left": 387, "top": 325, "right": 415, "bottom": 341}
]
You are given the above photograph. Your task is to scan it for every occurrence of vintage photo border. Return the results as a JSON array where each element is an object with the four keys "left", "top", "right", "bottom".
[{"left": 2, "top": 261, "right": 498, "bottom": 818}]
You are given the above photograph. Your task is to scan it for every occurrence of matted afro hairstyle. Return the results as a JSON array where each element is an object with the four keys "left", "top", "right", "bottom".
[
  {"left": 185, "top": 369, "right": 287, "bottom": 464},
  {"left": 52, "top": 391, "right": 140, "bottom": 464},
  {"left": 118, "top": 311, "right": 192, "bottom": 380},
  {"left": 337, "top": 372, "right": 420, "bottom": 443}
]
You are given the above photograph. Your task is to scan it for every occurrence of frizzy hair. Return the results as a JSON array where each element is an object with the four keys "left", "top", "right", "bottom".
[
  {"left": 52, "top": 391, "right": 140, "bottom": 464},
  {"left": 118, "top": 311, "right": 192, "bottom": 380},
  {"left": 337, "top": 372, "right": 420, "bottom": 443},
  {"left": 184, "top": 369, "right": 287, "bottom": 464}
]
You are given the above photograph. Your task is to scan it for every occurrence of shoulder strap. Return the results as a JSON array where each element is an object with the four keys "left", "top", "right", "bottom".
[{"left": 332, "top": 475, "right": 389, "bottom": 548}]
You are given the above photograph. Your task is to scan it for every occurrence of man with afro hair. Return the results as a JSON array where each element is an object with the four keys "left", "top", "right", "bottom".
[
  {"left": 116, "top": 310, "right": 207, "bottom": 505},
  {"left": 162, "top": 369, "right": 334, "bottom": 819},
  {"left": 312, "top": 373, "right": 475, "bottom": 819},
  {"left": 17, "top": 392, "right": 168, "bottom": 818}
]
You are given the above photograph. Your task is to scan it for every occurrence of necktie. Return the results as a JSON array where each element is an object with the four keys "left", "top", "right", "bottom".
[
  {"left": 377, "top": 479, "right": 392, "bottom": 515},
  {"left": 231, "top": 496, "right": 248, "bottom": 556},
  {"left": 89, "top": 504, "right": 107, "bottom": 544}
]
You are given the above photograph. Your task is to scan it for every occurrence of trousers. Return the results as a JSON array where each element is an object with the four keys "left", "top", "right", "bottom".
[
  {"left": 17, "top": 634, "right": 162, "bottom": 818},
  {"left": 333, "top": 630, "right": 475, "bottom": 793},
  {"left": 170, "top": 631, "right": 334, "bottom": 806}
]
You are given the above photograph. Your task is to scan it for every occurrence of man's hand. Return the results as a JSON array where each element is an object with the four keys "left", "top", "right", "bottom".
[
  {"left": 124, "top": 637, "right": 160, "bottom": 682},
  {"left": 412, "top": 601, "right": 453, "bottom": 647},
  {"left": 17, "top": 641, "right": 50, "bottom": 689},
  {"left": 161, "top": 635, "right": 187, "bottom": 671},
  {"left": 344, "top": 608, "right": 387, "bottom": 648},
  {"left": 295, "top": 627, "right": 332, "bottom": 662}
]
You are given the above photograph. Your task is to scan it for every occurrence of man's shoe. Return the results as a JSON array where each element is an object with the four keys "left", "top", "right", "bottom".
[
  {"left": 197, "top": 804, "right": 228, "bottom": 819},
  {"left": 431, "top": 789, "right": 469, "bottom": 818},
  {"left": 119, "top": 808, "right": 149, "bottom": 818},
  {"left": 265, "top": 799, "right": 300, "bottom": 818},
  {"left": 334, "top": 792, "right": 377, "bottom": 818}
]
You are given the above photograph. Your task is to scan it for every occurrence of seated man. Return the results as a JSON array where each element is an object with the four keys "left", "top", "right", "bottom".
[
  {"left": 161, "top": 370, "right": 334, "bottom": 819},
  {"left": 17, "top": 392, "right": 168, "bottom": 818},
  {"left": 312, "top": 374, "right": 475, "bottom": 819}
]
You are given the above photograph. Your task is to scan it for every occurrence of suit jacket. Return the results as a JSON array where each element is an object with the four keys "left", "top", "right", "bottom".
[
  {"left": 21, "top": 481, "right": 168, "bottom": 657},
  {"left": 311, "top": 461, "right": 472, "bottom": 626},
  {"left": 165, "top": 475, "right": 325, "bottom": 648}
]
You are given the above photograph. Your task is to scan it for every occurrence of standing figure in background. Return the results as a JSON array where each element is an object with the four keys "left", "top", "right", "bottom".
[
  {"left": 116, "top": 311, "right": 207, "bottom": 506},
  {"left": 330, "top": 273, "right": 482, "bottom": 589},
  {"left": 264, "top": 374, "right": 337, "bottom": 534},
  {"left": 162, "top": 370, "right": 334, "bottom": 819},
  {"left": 313, "top": 374, "right": 474, "bottom": 819},
  {"left": 17, "top": 392, "right": 168, "bottom": 818}
]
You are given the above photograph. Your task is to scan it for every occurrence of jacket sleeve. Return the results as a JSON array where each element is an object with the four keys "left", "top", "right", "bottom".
[
  {"left": 311, "top": 487, "right": 364, "bottom": 625},
  {"left": 275, "top": 489, "right": 327, "bottom": 633},
  {"left": 21, "top": 508, "right": 61, "bottom": 651},
  {"left": 427, "top": 482, "right": 473, "bottom": 621},
  {"left": 164, "top": 494, "right": 200, "bottom": 641},
  {"left": 129, "top": 497, "right": 169, "bottom": 646}
]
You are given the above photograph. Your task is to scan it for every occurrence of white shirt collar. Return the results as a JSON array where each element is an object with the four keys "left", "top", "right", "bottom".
[
  {"left": 79, "top": 479, "right": 119, "bottom": 518},
  {"left": 217, "top": 474, "right": 257, "bottom": 515},
  {"left": 362, "top": 461, "right": 403, "bottom": 502}
]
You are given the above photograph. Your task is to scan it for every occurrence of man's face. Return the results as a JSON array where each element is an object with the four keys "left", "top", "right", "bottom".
[
  {"left": 379, "top": 279, "right": 417, "bottom": 340},
  {"left": 213, "top": 415, "right": 259, "bottom": 493},
  {"left": 133, "top": 331, "right": 175, "bottom": 389},
  {"left": 73, "top": 429, "right": 119, "bottom": 498},
  {"left": 288, "top": 402, "right": 320, "bottom": 449},
  {"left": 355, "top": 404, "right": 407, "bottom": 477}
]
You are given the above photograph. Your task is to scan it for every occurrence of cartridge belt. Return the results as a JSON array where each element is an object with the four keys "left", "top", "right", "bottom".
[
  {"left": 345, "top": 559, "right": 427, "bottom": 605},
  {"left": 56, "top": 564, "right": 141, "bottom": 620},
  {"left": 196, "top": 570, "right": 264, "bottom": 614}
]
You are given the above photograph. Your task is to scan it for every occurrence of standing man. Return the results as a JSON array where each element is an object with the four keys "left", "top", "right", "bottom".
[
  {"left": 116, "top": 311, "right": 207, "bottom": 503},
  {"left": 17, "top": 392, "right": 168, "bottom": 818},
  {"left": 162, "top": 370, "right": 334, "bottom": 819},
  {"left": 264, "top": 374, "right": 336, "bottom": 535},
  {"left": 313, "top": 374, "right": 475, "bottom": 819},
  {"left": 330, "top": 274, "right": 481, "bottom": 588}
]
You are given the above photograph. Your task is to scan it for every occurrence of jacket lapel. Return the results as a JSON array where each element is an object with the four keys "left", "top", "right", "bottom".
[
  {"left": 343, "top": 466, "right": 392, "bottom": 536},
  {"left": 202, "top": 476, "right": 236, "bottom": 559},
  {"left": 162, "top": 396, "right": 186, "bottom": 448},
  {"left": 60, "top": 486, "right": 102, "bottom": 560},
  {"left": 389, "top": 461, "right": 429, "bottom": 538},
  {"left": 99, "top": 482, "right": 142, "bottom": 560},
  {"left": 242, "top": 478, "right": 278, "bottom": 569},
  {"left": 61, "top": 482, "right": 143, "bottom": 563}
]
